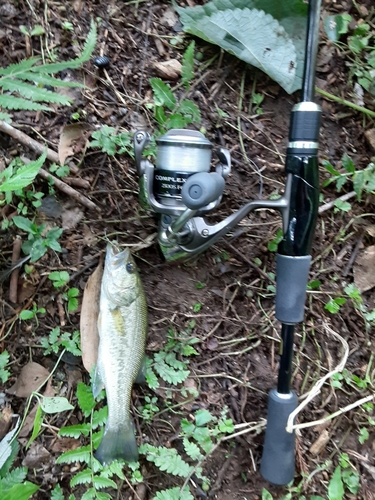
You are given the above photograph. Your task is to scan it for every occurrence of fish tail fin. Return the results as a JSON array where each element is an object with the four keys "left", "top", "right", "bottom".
[{"left": 95, "top": 421, "right": 138, "bottom": 465}]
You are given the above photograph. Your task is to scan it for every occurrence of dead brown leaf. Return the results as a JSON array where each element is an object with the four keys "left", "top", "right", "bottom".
[
  {"left": 80, "top": 260, "right": 103, "bottom": 372},
  {"left": 353, "top": 245, "right": 375, "bottom": 292},
  {"left": 0, "top": 406, "right": 13, "bottom": 440},
  {"left": 50, "top": 436, "right": 81, "bottom": 453},
  {"left": 22, "top": 443, "right": 50, "bottom": 468},
  {"left": 58, "top": 123, "right": 91, "bottom": 166},
  {"left": 82, "top": 224, "right": 98, "bottom": 247},
  {"left": 61, "top": 203, "right": 84, "bottom": 230},
  {"left": 309, "top": 429, "right": 330, "bottom": 455},
  {"left": 6, "top": 362, "right": 50, "bottom": 397},
  {"left": 153, "top": 59, "right": 182, "bottom": 80}
]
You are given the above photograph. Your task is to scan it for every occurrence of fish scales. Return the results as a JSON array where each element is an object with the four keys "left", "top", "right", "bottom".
[{"left": 94, "top": 244, "right": 147, "bottom": 465}]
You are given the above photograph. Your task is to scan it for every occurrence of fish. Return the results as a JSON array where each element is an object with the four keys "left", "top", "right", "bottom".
[{"left": 93, "top": 243, "right": 147, "bottom": 465}]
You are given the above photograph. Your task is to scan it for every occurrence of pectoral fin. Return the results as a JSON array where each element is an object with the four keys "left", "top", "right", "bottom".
[
  {"left": 134, "top": 356, "right": 146, "bottom": 385},
  {"left": 92, "top": 364, "right": 105, "bottom": 398}
]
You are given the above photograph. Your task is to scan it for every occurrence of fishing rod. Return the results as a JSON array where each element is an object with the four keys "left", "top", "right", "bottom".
[
  {"left": 260, "top": 0, "right": 322, "bottom": 485},
  {"left": 134, "top": 0, "right": 322, "bottom": 486}
]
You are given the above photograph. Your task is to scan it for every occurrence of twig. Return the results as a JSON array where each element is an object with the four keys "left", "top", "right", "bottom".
[
  {"left": 21, "top": 156, "right": 98, "bottom": 211},
  {"left": 316, "top": 87, "right": 375, "bottom": 118},
  {"left": 9, "top": 236, "right": 22, "bottom": 303},
  {"left": 286, "top": 322, "right": 349, "bottom": 433},
  {"left": 318, "top": 191, "right": 356, "bottom": 214},
  {"left": 0, "top": 120, "right": 79, "bottom": 175}
]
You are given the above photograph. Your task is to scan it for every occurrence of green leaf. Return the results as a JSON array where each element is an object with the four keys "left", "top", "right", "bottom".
[
  {"left": 195, "top": 409, "right": 212, "bottom": 427},
  {"left": 177, "top": 100, "right": 201, "bottom": 122},
  {"left": 177, "top": 0, "right": 307, "bottom": 93},
  {"left": 19, "top": 310, "right": 35, "bottom": 320},
  {"left": 358, "top": 427, "right": 369, "bottom": 444},
  {"left": 26, "top": 404, "right": 43, "bottom": 449},
  {"left": 0, "top": 80, "right": 71, "bottom": 105},
  {"left": 150, "top": 78, "right": 176, "bottom": 110},
  {"left": 181, "top": 41, "right": 195, "bottom": 88},
  {"left": 334, "top": 199, "right": 351, "bottom": 213},
  {"left": 165, "top": 114, "right": 190, "bottom": 129},
  {"left": 56, "top": 445, "right": 91, "bottom": 465},
  {"left": 145, "top": 365, "right": 159, "bottom": 389},
  {"left": 0, "top": 112, "right": 12, "bottom": 123},
  {"left": 0, "top": 152, "right": 46, "bottom": 192},
  {"left": 262, "top": 489, "right": 274, "bottom": 500},
  {"left": 353, "top": 171, "right": 365, "bottom": 201},
  {"left": 69, "top": 469, "right": 92, "bottom": 487},
  {"left": 342, "top": 154, "right": 355, "bottom": 173},
  {"left": 77, "top": 382, "right": 96, "bottom": 416},
  {"left": 183, "top": 437, "right": 203, "bottom": 460},
  {"left": 12, "top": 216, "right": 33, "bottom": 232},
  {"left": 50, "top": 484, "right": 65, "bottom": 500},
  {"left": 0, "top": 95, "right": 51, "bottom": 111},
  {"left": 328, "top": 466, "right": 344, "bottom": 500},
  {"left": 81, "top": 487, "right": 96, "bottom": 500},
  {"left": 92, "top": 407, "right": 108, "bottom": 429},
  {"left": 2, "top": 481, "right": 39, "bottom": 500},
  {"left": 39, "top": 396, "right": 74, "bottom": 414},
  {"left": 323, "top": 14, "right": 351, "bottom": 42},
  {"left": 59, "top": 423, "right": 90, "bottom": 438},
  {"left": 93, "top": 476, "right": 117, "bottom": 489},
  {"left": 154, "top": 486, "right": 194, "bottom": 500}
]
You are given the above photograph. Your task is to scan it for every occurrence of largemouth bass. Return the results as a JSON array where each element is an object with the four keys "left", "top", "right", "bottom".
[{"left": 93, "top": 243, "right": 147, "bottom": 465}]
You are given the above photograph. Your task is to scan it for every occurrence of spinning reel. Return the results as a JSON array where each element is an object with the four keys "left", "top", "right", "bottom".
[{"left": 134, "top": 128, "right": 292, "bottom": 262}]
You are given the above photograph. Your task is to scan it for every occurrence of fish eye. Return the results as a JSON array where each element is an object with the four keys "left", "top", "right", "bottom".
[{"left": 126, "top": 262, "right": 135, "bottom": 274}]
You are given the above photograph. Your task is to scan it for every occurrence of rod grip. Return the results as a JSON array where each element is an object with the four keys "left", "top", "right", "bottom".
[
  {"left": 275, "top": 254, "right": 311, "bottom": 324},
  {"left": 260, "top": 389, "right": 298, "bottom": 485}
]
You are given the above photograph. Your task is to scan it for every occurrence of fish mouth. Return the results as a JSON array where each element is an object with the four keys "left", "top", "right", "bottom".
[{"left": 106, "top": 244, "right": 131, "bottom": 270}]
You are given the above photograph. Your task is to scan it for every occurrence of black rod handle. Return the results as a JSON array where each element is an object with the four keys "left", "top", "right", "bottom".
[{"left": 260, "top": 390, "right": 298, "bottom": 485}]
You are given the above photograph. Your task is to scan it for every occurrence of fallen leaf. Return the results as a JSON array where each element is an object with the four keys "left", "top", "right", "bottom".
[
  {"left": 365, "top": 129, "right": 375, "bottom": 152},
  {"left": 82, "top": 224, "right": 98, "bottom": 247},
  {"left": 6, "top": 362, "right": 50, "bottom": 398},
  {"left": 309, "top": 429, "right": 330, "bottom": 455},
  {"left": 153, "top": 59, "right": 182, "bottom": 80},
  {"left": 160, "top": 7, "right": 178, "bottom": 27},
  {"left": 0, "top": 407, "right": 13, "bottom": 441},
  {"left": 354, "top": 245, "right": 375, "bottom": 292},
  {"left": 58, "top": 123, "right": 92, "bottom": 166},
  {"left": 80, "top": 260, "right": 103, "bottom": 372},
  {"left": 22, "top": 443, "right": 50, "bottom": 468},
  {"left": 17, "top": 279, "right": 36, "bottom": 303},
  {"left": 61, "top": 204, "right": 84, "bottom": 230},
  {"left": 51, "top": 436, "right": 81, "bottom": 453}
]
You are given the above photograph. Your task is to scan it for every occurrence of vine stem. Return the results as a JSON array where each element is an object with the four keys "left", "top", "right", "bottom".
[{"left": 316, "top": 87, "right": 375, "bottom": 118}]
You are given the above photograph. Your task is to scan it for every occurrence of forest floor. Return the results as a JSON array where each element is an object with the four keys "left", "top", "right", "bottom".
[{"left": 0, "top": 0, "right": 375, "bottom": 499}]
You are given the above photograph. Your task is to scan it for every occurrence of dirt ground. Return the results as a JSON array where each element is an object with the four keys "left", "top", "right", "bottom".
[{"left": 0, "top": 0, "right": 375, "bottom": 499}]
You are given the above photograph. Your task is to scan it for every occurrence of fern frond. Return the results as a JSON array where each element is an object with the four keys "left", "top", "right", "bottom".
[
  {"left": 0, "top": 95, "right": 51, "bottom": 111},
  {"left": 20, "top": 72, "right": 85, "bottom": 87},
  {"left": 69, "top": 469, "right": 92, "bottom": 487},
  {"left": 0, "top": 58, "right": 40, "bottom": 76},
  {"left": 55, "top": 445, "right": 91, "bottom": 465},
  {"left": 92, "top": 476, "right": 117, "bottom": 490},
  {"left": 58, "top": 423, "right": 90, "bottom": 438},
  {"left": 155, "top": 486, "right": 194, "bottom": 500},
  {"left": 0, "top": 112, "right": 12, "bottom": 123},
  {"left": 1, "top": 80, "right": 72, "bottom": 105},
  {"left": 1, "top": 466, "right": 27, "bottom": 489}
]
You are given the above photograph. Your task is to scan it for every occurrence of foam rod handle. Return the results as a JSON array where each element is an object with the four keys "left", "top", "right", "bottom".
[
  {"left": 260, "top": 389, "right": 298, "bottom": 486},
  {"left": 182, "top": 172, "right": 224, "bottom": 209}
]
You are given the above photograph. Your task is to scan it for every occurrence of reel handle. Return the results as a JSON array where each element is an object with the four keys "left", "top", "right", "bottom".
[{"left": 181, "top": 172, "right": 225, "bottom": 210}]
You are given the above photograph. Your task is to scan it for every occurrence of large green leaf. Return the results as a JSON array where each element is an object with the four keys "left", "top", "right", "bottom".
[{"left": 177, "top": 0, "right": 307, "bottom": 93}]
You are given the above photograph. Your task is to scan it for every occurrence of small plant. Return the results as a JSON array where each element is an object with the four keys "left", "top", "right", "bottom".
[
  {"left": 19, "top": 304, "right": 46, "bottom": 326},
  {"left": 56, "top": 381, "right": 141, "bottom": 500},
  {"left": 0, "top": 21, "right": 97, "bottom": 123},
  {"left": 0, "top": 455, "right": 39, "bottom": 500},
  {"left": 323, "top": 154, "right": 375, "bottom": 212},
  {"left": 48, "top": 271, "right": 79, "bottom": 312},
  {"left": 140, "top": 407, "right": 234, "bottom": 499},
  {"left": 138, "top": 395, "right": 159, "bottom": 422},
  {"left": 49, "top": 162, "right": 70, "bottom": 178},
  {"left": 90, "top": 125, "right": 133, "bottom": 157},
  {"left": 12, "top": 215, "right": 63, "bottom": 262},
  {"left": 267, "top": 228, "right": 284, "bottom": 252},
  {"left": 324, "top": 13, "right": 375, "bottom": 95},
  {"left": 40, "top": 327, "right": 81, "bottom": 356},
  {"left": 146, "top": 326, "right": 199, "bottom": 392}
]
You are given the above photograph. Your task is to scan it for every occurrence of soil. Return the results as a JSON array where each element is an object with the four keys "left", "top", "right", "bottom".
[{"left": 0, "top": 1, "right": 375, "bottom": 499}]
